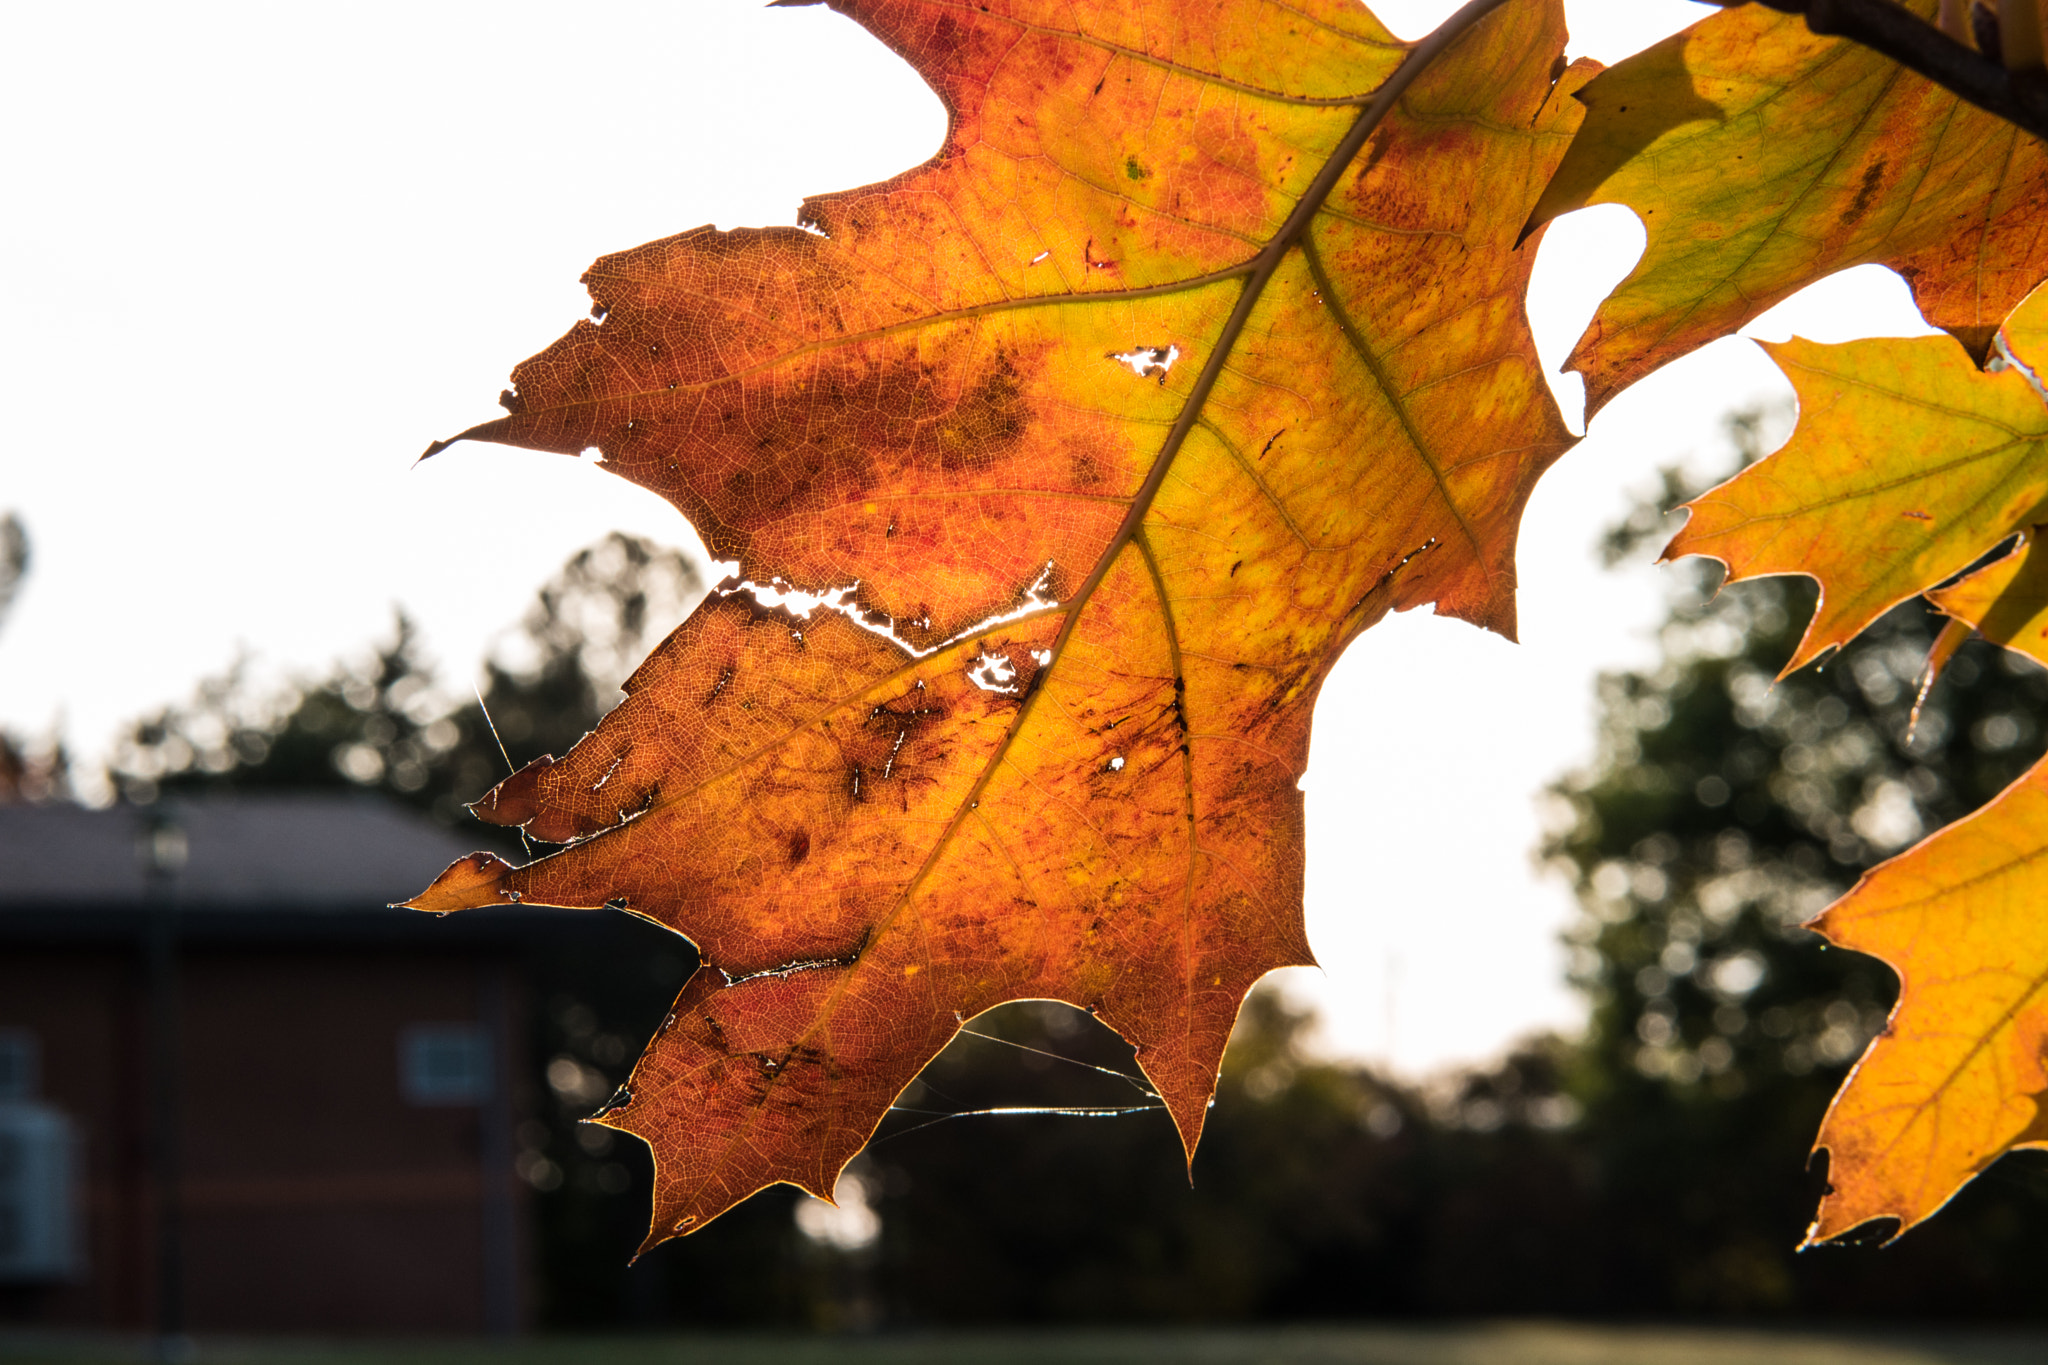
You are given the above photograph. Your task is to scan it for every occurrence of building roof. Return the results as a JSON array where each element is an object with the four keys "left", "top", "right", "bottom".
[
  {"left": 0, "top": 793, "right": 633, "bottom": 949},
  {"left": 0, "top": 789, "right": 520, "bottom": 911},
  {"left": 0, "top": 792, "right": 487, "bottom": 911}
]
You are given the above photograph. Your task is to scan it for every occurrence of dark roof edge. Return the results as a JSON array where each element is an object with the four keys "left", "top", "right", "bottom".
[{"left": 0, "top": 903, "right": 642, "bottom": 948}]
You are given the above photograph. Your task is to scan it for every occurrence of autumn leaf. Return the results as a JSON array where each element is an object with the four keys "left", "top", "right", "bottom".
[
  {"left": 1803, "top": 751, "right": 2048, "bottom": 1244},
  {"left": 1929, "top": 531, "right": 2048, "bottom": 669},
  {"left": 1659, "top": 266, "right": 2048, "bottom": 1238},
  {"left": 1665, "top": 285, "right": 2048, "bottom": 676},
  {"left": 1524, "top": 0, "right": 2048, "bottom": 416},
  {"left": 410, "top": 0, "right": 1594, "bottom": 1243}
]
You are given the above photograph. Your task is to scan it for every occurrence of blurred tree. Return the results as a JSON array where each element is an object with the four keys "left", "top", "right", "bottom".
[
  {"left": 0, "top": 511, "right": 69, "bottom": 803},
  {"left": 106, "top": 532, "right": 700, "bottom": 828},
  {"left": 0, "top": 511, "right": 26, "bottom": 627},
  {"left": 1543, "top": 408, "right": 2048, "bottom": 1314}
]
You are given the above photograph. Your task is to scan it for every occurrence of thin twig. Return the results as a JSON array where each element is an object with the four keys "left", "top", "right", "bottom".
[
  {"left": 876, "top": 1103, "right": 1168, "bottom": 1144},
  {"left": 955, "top": 1026, "right": 1162, "bottom": 1098},
  {"left": 474, "top": 684, "right": 533, "bottom": 857}
]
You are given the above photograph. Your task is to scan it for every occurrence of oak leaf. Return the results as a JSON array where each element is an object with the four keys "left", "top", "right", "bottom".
[
  {"left": 1666, "top": 287, "right": 2048, "bottom": 676},
  {"left": 411, "top": 0, "right": 1595, "bottom": 1243},
  {"left": 1663, "top": 281, "right": 2048, "bottom": 1240},
  {"left": 1525, "top": 0, "right": 2048, "bottom": 416},
  {"left": 1803, "top": 753, "right": 2048, "bottom": 1243}
]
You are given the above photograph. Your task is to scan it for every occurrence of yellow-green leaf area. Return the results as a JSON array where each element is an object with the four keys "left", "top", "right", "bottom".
[
  {"left": 1930, "top": 534, "right": 2048, "bottom": 668},
  {"left": 1528, "top": 0, "right": 2048, "bottom": 414},
  {"left": 1668, "top": 288, "right": 2048, "bottom": 675}
]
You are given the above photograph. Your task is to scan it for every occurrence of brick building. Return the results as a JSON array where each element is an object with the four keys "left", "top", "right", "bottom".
[{"left": 0, "top": 794, "right": 582, "bottom": 1334}]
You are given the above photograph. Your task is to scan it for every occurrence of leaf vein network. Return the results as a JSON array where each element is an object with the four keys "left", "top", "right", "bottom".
[
  {"left": 919, "top": 0, "right": 1390, "bottom": 108},
  {"left": 539, "top": 262, "right": 1263, "bottom": 420},
  {"left": 1866, "top": 965, "right": 2048, "bottom": 1173},
  {"left": 1641, "top": 58, "right": 1908, "bottom": 356},
  {"left": 758, "top": 0, "right": 1488, "bottom": 1071},
  {"left": 1034, "top": 158, "right": 1272, "bottom": 248},
  {"left": 1197, "top": 417, "right": 1315, "bottom": 547},
  {"left": 1299, "top": 233, "right": 1486, "bottom": 564}
]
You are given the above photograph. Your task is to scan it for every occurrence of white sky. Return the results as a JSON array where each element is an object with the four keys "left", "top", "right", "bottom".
[{"left": 0, "top": 0, "right": 1939, "bottom": 1074}]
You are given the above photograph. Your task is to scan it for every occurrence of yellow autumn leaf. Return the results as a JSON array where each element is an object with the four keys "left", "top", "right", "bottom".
[
  {"left": 1805, "top": 753, "right": 2048, "bottom": 1244},
  {"left": 1668, "top": 286, "right": 2048, "bottom": 676}
]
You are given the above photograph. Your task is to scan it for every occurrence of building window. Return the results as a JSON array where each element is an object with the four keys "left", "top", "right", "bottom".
[
  {"left": 0, "top": 1031, "right": 81, "bottom": 1282},
  {"left": 0, "top": 1032, "right": 36, "bottom": 1102},
  {"left": 399, "top": 1024, "right": 491, "bottom": 1106}
]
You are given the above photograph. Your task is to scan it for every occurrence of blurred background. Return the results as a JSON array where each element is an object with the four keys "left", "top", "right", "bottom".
[
  {"left": 4, "top": 0, "right": 2048, "bottom": 1347},
  {"left": 10, "top": 411, "right": 2048, "bottom": 1336}
]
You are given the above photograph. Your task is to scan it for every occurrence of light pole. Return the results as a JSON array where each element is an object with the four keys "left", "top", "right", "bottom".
[{"left": 139, "top": 810, "right": 188, "bottom": 1361}]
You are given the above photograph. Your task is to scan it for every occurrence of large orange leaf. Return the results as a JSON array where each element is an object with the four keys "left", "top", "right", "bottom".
[
  {"left": 1666, "top": 287, "right": 2048, "bottom": 676},
  {"left": 1804, "top": 752, "right": 2048, "bottom": 1244},
  {"left": 1525, "top": 0, "right": 2048, "bottom": 416},
  {"left": 410, "top": 0, "right": 1591, "bottom": 1243}
]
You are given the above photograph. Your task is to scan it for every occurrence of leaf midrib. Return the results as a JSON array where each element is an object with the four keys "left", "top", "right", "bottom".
[{"left": 742, "top": 0, "right": 1519, "bottom": 1165}]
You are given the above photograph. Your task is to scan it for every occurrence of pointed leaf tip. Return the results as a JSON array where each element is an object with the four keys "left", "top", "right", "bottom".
[{"left": 403, "top": 849, "right": 520, "bottom": 915}]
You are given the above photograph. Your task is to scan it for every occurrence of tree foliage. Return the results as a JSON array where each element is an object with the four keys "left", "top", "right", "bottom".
[
  {"left": 0, "top": 512, "right": 68, "bottom": 805},
  {"left": 405, "top": 0, "right": 2048, "bottom": 1244},
  {"left": 108, "top": 533, "right": 699, "bottom": 825}
]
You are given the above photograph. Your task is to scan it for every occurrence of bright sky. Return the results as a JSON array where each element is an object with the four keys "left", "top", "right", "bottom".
[{"left": 0, "top": 0, "right": 1939, "bottom": 1074}]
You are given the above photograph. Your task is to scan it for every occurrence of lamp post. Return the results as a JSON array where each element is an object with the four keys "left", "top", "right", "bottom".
[{"left": 139, "top": 811, "right": 188, "bottom": 1361}]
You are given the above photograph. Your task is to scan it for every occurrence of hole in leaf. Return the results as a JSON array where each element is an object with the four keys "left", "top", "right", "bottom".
[
  {"left": 967, "top": 651, "right": 1020, "bottom": 694},
  {"left": 710, "top": 560, "right": 1061, "bottom": 661},
  {"left": 1106, "top": 343, "right": 1180, "bottom": 383}
]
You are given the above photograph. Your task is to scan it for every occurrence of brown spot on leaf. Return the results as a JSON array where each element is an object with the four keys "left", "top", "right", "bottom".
[{"left": 1843, "top": 158, "right": 1887, "bottom": 228}]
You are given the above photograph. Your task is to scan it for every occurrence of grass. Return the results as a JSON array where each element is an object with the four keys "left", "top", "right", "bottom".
[{"left": 5, "top": 1325, "right": 2047, "bottom": 1365}]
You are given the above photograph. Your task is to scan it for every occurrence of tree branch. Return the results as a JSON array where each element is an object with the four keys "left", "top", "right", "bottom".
[{"left": 1748, "top": 0, "right": 2048, "bottom": 140}]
